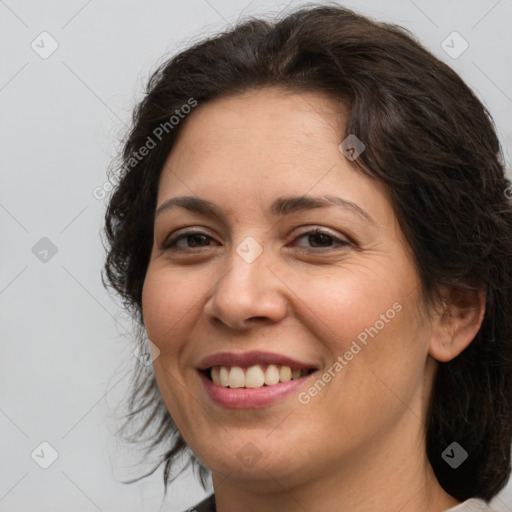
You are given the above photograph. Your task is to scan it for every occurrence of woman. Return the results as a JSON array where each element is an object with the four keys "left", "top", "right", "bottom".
[{"left": 102, "top": 5, "right": 512, "bottom": 511}]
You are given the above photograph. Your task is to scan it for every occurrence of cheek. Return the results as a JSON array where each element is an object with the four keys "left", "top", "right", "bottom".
[
  {"left": 292, "top": 267, "right": 425, "bottom": 396},
  {"left": 141, "top": 266, "right": 198, "bottom": 353},
  {"left": 291, "top": 266, "right": 406, "bottom": 349},
  {"left": 141, "top": 268, "right": 203, "bottom": 427}
]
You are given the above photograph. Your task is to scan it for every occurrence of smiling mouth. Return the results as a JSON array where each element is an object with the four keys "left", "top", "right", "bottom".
[{"left": 202, "top": 364, "right": 317, "bottom": 389}]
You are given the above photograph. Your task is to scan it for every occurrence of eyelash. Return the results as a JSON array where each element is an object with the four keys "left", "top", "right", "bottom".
[{"left": 161, "top": 227, "right": 351, "bottom": 252}]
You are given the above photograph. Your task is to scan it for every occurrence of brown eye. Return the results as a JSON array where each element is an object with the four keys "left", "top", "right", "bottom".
[
  {"left": 162, "top": 231, "right": 215, "bottom": 250},
  {"left": 293, "top": 228, "right": 350, "bottom": 250}
]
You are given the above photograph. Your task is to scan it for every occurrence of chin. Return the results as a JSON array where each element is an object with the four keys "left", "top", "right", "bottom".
[{"left": 204, "top": 441, "right": 309, "bottom": 486}]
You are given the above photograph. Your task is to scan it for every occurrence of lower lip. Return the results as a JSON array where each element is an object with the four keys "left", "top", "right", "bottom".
[{"left": 199, "top": 371, "right": 314, "bottom": 409}]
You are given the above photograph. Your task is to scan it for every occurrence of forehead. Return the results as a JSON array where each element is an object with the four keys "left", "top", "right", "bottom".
[
  {"left": 156, "top": 87, "right": 392, "bottom": 225},
  {"left": 168, "top": 87, "right": 345, "bottom": 165}
]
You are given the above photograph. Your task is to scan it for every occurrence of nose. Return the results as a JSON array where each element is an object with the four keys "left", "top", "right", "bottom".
[{"left": 203, "top": 240, "right": 288, "bottom": 331}]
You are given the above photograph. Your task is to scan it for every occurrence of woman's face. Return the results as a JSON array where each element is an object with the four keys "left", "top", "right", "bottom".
[{"left": 142, "top": 87, "right": 438, "bottom": 489}]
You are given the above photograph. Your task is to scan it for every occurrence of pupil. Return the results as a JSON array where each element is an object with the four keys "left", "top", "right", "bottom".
[
  {"left": 189, "top": 234, "right": 207, "bottom": 247},
  {"left": 309, "top": 233, "right": 331, "bottom": 247}
]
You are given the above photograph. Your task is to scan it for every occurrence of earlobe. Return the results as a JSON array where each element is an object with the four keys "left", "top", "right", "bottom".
[{"left": 428, "top": 288, "right": 486, "bottom": 362}]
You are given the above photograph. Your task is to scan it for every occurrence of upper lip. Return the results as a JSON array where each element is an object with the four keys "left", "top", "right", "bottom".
[{"left": 197, "top": 351, "right": 318, "bottom": 371}]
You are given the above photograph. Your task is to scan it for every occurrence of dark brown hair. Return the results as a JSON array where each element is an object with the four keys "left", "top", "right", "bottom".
[{"left": 102, "top": 3, "right": 512, "bottom": 502}]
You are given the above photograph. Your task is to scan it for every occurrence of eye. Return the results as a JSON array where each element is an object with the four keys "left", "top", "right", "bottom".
[
  {"left": 292, "top": 227, "right": 350, "bottom": 250},
  {"left": 161, "top": 227, "right": 351, "bottom": 251},
  {"left": 161, "top": 230, "right": 217, "bottom": 250}
]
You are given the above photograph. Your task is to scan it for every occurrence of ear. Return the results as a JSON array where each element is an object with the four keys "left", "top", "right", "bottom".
[{"left": 428, "top": 287, "right": 486, "bottom": 362}]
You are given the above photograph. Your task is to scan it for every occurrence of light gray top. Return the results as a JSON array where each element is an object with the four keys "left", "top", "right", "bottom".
[
  {"left": 445, "top": 498, "right": 496, "bottom": 511},
  {"left": 186, "top": 496, "right": 499, "bottom": 511}
]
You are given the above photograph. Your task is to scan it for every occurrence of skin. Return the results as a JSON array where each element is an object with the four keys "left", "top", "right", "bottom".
[{"left": 141, "top": 87, "right": 485, "bottom": 512}]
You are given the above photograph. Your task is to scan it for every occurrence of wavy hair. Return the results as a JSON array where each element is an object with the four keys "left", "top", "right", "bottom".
[{"left": 102, "top": 3, "right": 512, "bottom": 501}]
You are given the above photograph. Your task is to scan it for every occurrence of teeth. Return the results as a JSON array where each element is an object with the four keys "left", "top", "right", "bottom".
[
  {"left": 209, "top": 364, "right": 310, "bottom": 389},
  {"left": 211, "top": 366, "right": 221, "bottom": 385},
  {"left": 279, "top": 365, "right": 292, "bottom": 382},
  {"left": 264, "top": 364, "right": 280, "bottom": 385},
  {"left": 228, "top": 366, "right": 245, "bottom": 388},
  {"left": 246, "top": 365, "right": 265, "bottom": 388},
  {"left": 219, "top": 366, "right": 229, "bottom": 387}
]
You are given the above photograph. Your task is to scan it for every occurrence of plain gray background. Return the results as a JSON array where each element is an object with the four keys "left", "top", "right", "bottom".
[{"left": 1, "top": 0, "right": 511, "bottom": 510}]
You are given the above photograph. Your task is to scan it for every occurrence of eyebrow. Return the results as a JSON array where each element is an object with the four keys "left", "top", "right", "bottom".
[{"left": 155, "top": 194, "right": 374, "bottom": 224}]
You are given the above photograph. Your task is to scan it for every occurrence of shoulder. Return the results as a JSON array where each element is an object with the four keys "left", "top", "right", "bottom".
[
  {"left": 445, "top": 497, "right": 498, "bottom": 511},
  {"left": 183, "top": 494, "right": 216, "bottom": 512}
]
